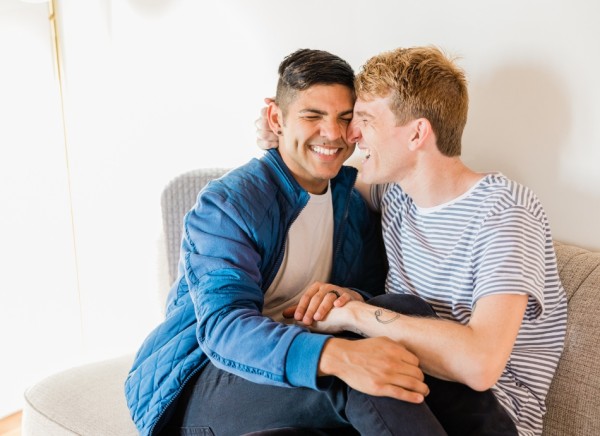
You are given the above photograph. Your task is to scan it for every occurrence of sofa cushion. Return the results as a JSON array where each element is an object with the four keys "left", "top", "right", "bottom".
[
  {"left": 22, "top": 355, "right": 137, "bottom": 436},
  {"left": 543, "top": 242, "right": 600, "bottom": 435}
]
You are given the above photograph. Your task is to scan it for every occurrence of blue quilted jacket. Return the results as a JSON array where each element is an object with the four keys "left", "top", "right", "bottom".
[{"left": 125, "top": 149, "right": 386, "bottom": 435}]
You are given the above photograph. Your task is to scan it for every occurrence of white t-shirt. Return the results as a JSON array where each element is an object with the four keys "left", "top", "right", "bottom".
[
  {"left": 372, "top": 173, "right": 567, "bottom": 436},
  {"left": 263, "top": 184, "right": 333, "bottom": 322}
]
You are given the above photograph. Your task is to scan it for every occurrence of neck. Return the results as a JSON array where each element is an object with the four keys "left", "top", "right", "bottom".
[{"left": 399, "top": 155, "right": 483, "bottom": 208}]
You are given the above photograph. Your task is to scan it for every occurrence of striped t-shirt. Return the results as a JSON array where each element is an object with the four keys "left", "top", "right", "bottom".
[{"left": 371, "top": 173, "right": 567, "bottom": 436}]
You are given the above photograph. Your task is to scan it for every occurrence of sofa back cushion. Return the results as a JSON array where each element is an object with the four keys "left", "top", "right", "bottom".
[
  {"left": 543, "top": 241, "right": 600, "bottom": 435},
  {"left": 161, "top": 168, "right": 229, "bottom": 283}
]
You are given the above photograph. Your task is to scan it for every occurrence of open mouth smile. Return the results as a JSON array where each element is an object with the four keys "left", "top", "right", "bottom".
[{"left": 310, "top": 145, "right": 340, "bottom": 156}]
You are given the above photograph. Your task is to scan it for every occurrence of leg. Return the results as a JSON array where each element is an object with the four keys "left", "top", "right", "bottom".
[
  {"left": 367, "top": 294, "right": 517, "bottom": 436},
  {"left": 424, "top": 376, "right": 517, "bottom": 436},
  {"left": 367, "top": 293, "right": 438, "bottom": 317},
  {"left": 345, "top": 388, "right": 446, "bottom": 436},
  {"left": 243, "top": 428, "right": 356, "bottom": 436},
  {"left": 163, "top": 362, "right": 355, "bottom": 436}
]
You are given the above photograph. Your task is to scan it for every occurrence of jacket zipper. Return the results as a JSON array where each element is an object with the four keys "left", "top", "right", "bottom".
[{"left": 147, "top": 360, "right": 208, "bottom": 436}]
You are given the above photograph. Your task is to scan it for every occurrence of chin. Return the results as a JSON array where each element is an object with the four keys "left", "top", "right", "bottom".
[{"left": 315, "top": 165, "right": 343, "bottom": 179}]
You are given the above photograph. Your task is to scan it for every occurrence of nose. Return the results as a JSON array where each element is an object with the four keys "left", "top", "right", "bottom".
[
  {"left": 347, "top": 118, "right": 362, "bottom": 144},
  {"left": 320, "top": 119, "right": 342, "bottom": 141}
]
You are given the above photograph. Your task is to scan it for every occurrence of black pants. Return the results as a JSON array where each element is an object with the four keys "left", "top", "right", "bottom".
[{"left": 163, "top": 294, "right": 517, "bottom": 436}]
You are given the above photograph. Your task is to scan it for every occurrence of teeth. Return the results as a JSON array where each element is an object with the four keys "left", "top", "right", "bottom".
[{"left": 312, "top": 145, "right": 339, "bottom": 156}]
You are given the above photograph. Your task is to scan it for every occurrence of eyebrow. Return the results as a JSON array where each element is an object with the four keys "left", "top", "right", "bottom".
[
  {"left": 299, "top": 108, "right": 354, "bottom": 117},
  {"left": 354, "top": 110, "right": 373, "bottom": 118}
]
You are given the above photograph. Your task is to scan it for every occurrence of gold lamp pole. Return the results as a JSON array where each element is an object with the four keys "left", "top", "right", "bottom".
[{"left": 48, "top": 0, "right": 84, "bottom": 340}]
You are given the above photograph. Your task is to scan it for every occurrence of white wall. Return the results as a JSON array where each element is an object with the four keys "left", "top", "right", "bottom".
[
  {"left": 84, "top": 0, "right": 599, "bottom": 252},
  {"left": 0, "top": 0, "right": 82, "bottom": 415},
  {"left": 1, "top": 0, "right": 598, "bottom": 418}
]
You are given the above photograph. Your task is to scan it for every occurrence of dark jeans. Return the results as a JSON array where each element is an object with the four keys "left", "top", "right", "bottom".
[{"left": 162, "top": 294, "right": 517, "bottom": 436}]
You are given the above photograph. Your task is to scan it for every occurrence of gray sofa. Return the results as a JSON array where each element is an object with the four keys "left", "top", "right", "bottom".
[{"left": 22, "top": 169, "right": 600, "bottom": 435}]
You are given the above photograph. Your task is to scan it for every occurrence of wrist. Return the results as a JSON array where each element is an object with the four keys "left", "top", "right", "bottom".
[
  {"left": 318, "top": 337, "right": 348, "bottom": 377},
  {"left": 341, "top": 300, "right": 364, "bottom": 334}
]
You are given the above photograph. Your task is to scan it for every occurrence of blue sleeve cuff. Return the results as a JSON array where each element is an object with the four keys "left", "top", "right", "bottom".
[{"left": 285, "top": 331, "right": 331, "bottom": 389}]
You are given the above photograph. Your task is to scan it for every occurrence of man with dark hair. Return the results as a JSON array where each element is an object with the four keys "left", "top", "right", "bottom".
[{"left": 125, "top": 48, "right": 433, "bottom": 436}]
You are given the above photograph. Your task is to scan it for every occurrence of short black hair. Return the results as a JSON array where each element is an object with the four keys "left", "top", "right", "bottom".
[{"left": 275, "top": 49, "right": 355, "bottom": 116}]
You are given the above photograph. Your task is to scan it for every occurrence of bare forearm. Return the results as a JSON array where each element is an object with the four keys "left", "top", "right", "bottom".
[
  {"left": 340, "top": 297, "right": 527, "bottom": 391},
  {"left": 347, "top": 304, "right": 480, "bottom": 385}
]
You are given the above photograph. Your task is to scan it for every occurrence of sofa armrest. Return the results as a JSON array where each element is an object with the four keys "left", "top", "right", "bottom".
[{"left": 22, "top": 354, "right": 137, "bottom": 436}]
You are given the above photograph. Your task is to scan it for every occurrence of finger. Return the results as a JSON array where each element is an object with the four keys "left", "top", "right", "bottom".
[
  {"left": 313, "top": 294, "right": 338, "bottom": 321},
  {"left": 333, "top": 292, "right": 353, "bottom": 307},
  {"left": 302, "top": 294, "right": 326, "bottom": 325},
  {"left": 379, "top": 383, "right": 427, "bottom": 404},
  {"left": 282, "top": 306, "right": 297, "bottom": 319},
  {"left": 398, "top": 349, "right": 420, "bottom": 368},
  {"left": 257, "top": 139, "right": 278, "bottom": 150},
  {"left": 394, "top": 360, "right": 426, "bottom": 384},
  {"left": 294, "top": 296, "right": 311, "bottom": 321},
  {"left": 393, "top": 371, "right": 430, "bottom": 396},
  {"left": 303, "top": 289, "right": 334, "bottom": 324},
  {"left": 294, "top": 284, "right": 320, "bottom": 321},
  {"left": 264, "top": 97, "right": 275, "bottom": 104}
]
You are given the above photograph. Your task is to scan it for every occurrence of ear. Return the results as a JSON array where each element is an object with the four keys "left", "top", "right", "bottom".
[
  {"left": 267, "top": 101, "right": 284, "bottom": 136},
  {"left": 407, "top": 118, "right": 431, "bottom": 151}
]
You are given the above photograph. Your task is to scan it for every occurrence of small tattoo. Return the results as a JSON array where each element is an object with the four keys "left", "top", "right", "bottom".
[{"left": 374, "top": 308, "right": 400, "bottom": 324}]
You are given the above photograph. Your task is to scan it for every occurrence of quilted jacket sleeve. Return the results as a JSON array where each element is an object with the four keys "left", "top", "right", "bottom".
[{"left": 183, "top": 187, "right": 329, "bottom": 389}]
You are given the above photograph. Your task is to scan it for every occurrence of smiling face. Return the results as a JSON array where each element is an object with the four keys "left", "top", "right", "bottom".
[
  {"left": 348, "top": 96, "right": 415, "bottom": 185},
  {"left": 272, "top": 84, "right": 355, "bottom": 194}
]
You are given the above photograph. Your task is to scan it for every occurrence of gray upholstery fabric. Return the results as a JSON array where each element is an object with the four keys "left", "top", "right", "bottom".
[
  {"left": 22, "top": 355, "right": 137, "bottom": 436},
  {"left": 20, "top": 170, "right": 600, "bottom": 436},
  {"left": 161, "top": 168, "right": 229, "bottom": 283},
  {"left": 543, "top": 241, "right": 600, "bottom": 435}
]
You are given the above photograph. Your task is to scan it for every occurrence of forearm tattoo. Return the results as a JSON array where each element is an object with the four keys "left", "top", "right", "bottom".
[{"left": 374, "top": 308, "right": 401, "bottom": 324}]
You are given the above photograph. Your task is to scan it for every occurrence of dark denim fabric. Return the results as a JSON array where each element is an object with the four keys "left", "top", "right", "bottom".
[{"left": 163, "top": 294, "right": 516, "bottom": 436}]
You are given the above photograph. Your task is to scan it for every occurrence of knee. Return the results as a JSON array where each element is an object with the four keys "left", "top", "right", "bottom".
[{"left": 367, "top": 294, "right": 436, "bottom": 317}]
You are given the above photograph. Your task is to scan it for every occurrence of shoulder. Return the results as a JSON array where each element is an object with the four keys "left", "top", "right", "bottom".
[
  {"left": 371, "top": 182, "right": 408, "bottom": 212},
  {"left": 200, "top": 158, "right": 286, "bottom": 213},
  {"left": 477, "top": 174, "right": 546, "bottom": 220}
]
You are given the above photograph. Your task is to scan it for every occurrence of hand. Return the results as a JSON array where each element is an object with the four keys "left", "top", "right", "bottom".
[
  {"left": 320, "top": 337, "right": 429, "bottom": 404},
  {"left": 282, "top": 281, "right": 363, "bottom": 326},
  {"left": 256, "top": 97, "right": 278, "bottom": 150}
]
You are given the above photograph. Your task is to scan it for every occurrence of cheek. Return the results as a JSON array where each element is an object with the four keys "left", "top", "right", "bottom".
[{"left": 293, "top": 126, "right": 313, "bottom": 144}]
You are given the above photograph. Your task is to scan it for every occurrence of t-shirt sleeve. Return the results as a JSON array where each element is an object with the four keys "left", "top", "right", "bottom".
[{"left": 472, "top": 205, "right": 547, "bottom": 320}]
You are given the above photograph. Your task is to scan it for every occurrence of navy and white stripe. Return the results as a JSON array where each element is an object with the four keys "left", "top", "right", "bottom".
[{"left": 372, "top": 173, "right": 567, "bottom": 436}]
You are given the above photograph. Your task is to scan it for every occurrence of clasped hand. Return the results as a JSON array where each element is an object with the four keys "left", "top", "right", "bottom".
[{"left": 282, "top": 281, "right": 362, "bottom": 333}]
